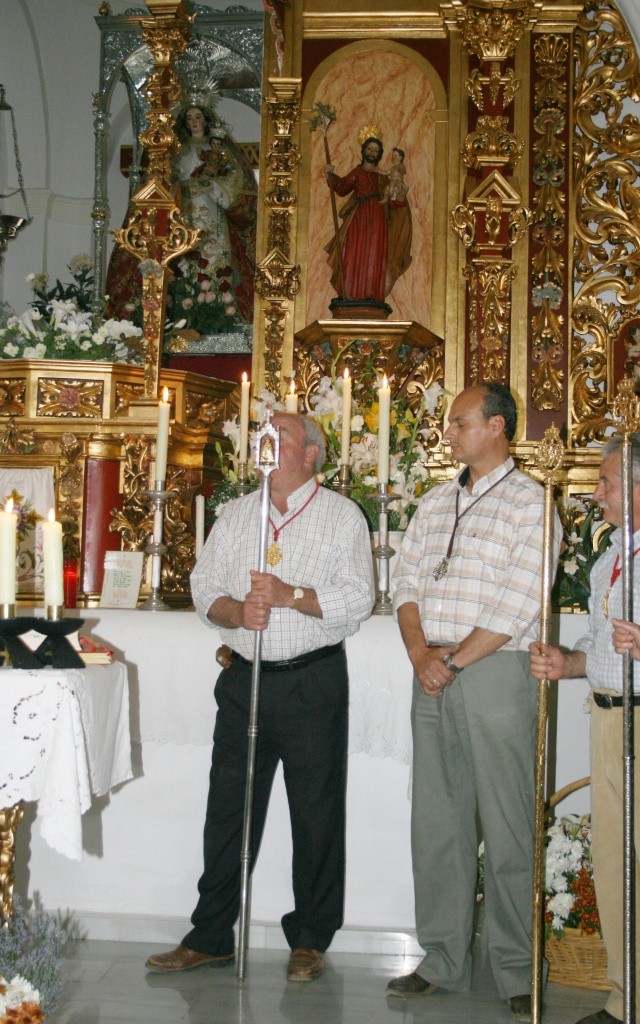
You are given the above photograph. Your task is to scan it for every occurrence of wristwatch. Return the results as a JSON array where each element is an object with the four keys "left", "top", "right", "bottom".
[
  {"left": 442, "top": 652, "right": 463, "bottom": 676},
  {"left": 292, "top": 587, "right": 304, "bottom": 611}
]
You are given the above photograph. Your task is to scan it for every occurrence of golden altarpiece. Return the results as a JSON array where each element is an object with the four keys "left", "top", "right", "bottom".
[{"left": 1, "top": 0, "right": 640, "bottom": 610}]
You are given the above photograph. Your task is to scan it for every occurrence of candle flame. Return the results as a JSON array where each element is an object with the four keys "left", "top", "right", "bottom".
[
  {"left": 343, "top": 368, "right": 350, "bottom": 380},
  {"left": 383, "top": 374, "right": 388, "bottom": 388},
  {"left": 289, "top": 380, "right": 296, "bottom": 394},
  {"left": 5, "top": 498, "right": 13, "bottom": 515},
  {"left": 242, "top": 371, "right": 248, "bottom": 383},
  {"left": 48, "top": 508, "right": 56, "bottom": 523},
  {"left": 162, "top": 386, "right": 169, "bottom": 403}
]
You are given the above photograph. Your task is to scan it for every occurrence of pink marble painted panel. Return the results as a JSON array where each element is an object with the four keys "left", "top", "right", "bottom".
[{"left": 307, "top": 49, "right": 436, "bottom": 327}]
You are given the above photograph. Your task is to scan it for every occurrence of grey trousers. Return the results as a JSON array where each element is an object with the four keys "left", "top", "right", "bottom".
[{"left": 410, "top": 650, "right": 537, "bottom": 999}]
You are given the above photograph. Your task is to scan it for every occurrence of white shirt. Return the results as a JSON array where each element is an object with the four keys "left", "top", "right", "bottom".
[
  {"left": 392, "top": 457, "right": 561, "bottom": 651},
  {"left": 191, "top": 478, "right": 375, "bottom": 661},
  {"left": 574, "top": 527, "right": 640, "bottom": 693}
]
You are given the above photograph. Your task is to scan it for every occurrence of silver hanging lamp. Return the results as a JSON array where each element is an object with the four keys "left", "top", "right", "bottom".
[{"left": 0, "top": 83, "right": 31, "bottom": 270}]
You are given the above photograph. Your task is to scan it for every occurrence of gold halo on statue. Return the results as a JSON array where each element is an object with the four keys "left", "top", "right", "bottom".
[{"left": 357, "top": 123, "right": 383, "bottom": 147}]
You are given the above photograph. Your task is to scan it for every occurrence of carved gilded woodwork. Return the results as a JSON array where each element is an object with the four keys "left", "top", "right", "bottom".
[
  {"left": 110, "top": 3, "right": 199, "bottom": 400},
  {"left": 461, "top": 115, "right": 524, "bottom": 169},
  {"left": 0, "top": 361, "right": 235, "bottom": 603},
  {"left": 0, "top": 803, "right": 23, "bottom": 925},
  {"left": 0, "top": 378, "right": 26, "bottom": 417},
  {"left": 58, "top": 433, "right": 85, "bottom": 562},
  {"left": 36, "top": 378, "right": 104, "bottom": 419},
  {"left": 109, "top": 434, "right": 154, "bottom": 553},
  {"left": 293, "top": 319, "right": 446, "bottom": 449},
  {"left": 0, "top": 418, "right": 35, "bottom": 455},
  {"left": 529, "top": 34, "right": 570, "bottom": 412},
  {"left": 465, "top": 259, "right": 517, "bottom": 382},
  {"left": 572, "top": 0, "right": 640, "bottom": 445},
  {"left": 254, "top": 78, "right": 302, "bottom": 397},
  {"left": 455, "top": 0, "right": 534, "bottom": 63}
]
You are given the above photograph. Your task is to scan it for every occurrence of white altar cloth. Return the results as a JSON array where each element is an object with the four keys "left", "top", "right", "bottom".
[{"left": 0, "top": 663, "right": 132, "bottom": 859}]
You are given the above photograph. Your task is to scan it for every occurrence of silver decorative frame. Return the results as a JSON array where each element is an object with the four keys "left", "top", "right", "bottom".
[{"left": 91, "top": 3, "right": 264, "bottom": 313}]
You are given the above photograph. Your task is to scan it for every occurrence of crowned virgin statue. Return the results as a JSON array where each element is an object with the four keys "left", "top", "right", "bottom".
[{"left": 107, "top": 81, "right": 257, "bottom": 338}]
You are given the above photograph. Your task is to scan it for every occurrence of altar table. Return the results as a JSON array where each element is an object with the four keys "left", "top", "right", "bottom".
[
  {"left": 17, "top": 610, "right": 592, "bottom": 947},
  {"left": 0, "top": 663, "right": 132, "bottom": 860}
]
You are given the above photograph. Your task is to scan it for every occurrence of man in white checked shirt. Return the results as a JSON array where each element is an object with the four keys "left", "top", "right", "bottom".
[
  {"left": 146, "top": 413, "right": 374, "bottom": 983},
  {"left": 531, "top": 434, "right": 640, "bottom": 1024},
  {"left": 388, "top": 384, "right": 560, "bottom": 1023}
]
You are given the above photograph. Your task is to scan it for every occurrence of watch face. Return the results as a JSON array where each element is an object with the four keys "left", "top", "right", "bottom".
[{"left": 293, "top": 587, "right": 304, "bottom": 600}]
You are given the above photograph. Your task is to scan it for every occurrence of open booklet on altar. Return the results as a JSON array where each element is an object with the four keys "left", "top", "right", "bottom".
[{"left": 100, "top": 551, "right": 144, "bottom": 609}]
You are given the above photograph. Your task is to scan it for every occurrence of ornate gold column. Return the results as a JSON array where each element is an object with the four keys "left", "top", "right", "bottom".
[
  {"left": 112, "top": 0, "right": 200, "bottom": 401},
  {"left": 450, "top": 0, "right": 533, "bottom": 387},
  {"left": 253, "top": 79, "right": 302, "bottom": 398}
]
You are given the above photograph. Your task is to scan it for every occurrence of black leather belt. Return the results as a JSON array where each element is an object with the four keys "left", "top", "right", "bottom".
[
  {"left": 230, "top": 641, "right": 344, "bottom": 673},
  {"left": 593, "top": 691, "right": 640, "bottom": 709}
]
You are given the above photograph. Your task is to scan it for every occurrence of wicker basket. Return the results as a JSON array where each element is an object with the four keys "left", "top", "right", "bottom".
[{"left": 546, "top": 929, "right": 610, "bottom": 990}]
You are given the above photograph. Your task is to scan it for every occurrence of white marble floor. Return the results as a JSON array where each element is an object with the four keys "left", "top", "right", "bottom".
[{"left": 55, "top": 941, "right": 608, "bottom": 1024}]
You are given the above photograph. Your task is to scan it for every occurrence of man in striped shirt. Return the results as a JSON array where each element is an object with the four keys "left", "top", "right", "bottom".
[
  {"left": 531, "top": 434, "right": 640, "bottom": 1024},
  {"left": 389, "top": 383, "right": 559, "bottom": 1023},
  {"left": 146, "top": 413, "right": 374, "bottom": 983}
]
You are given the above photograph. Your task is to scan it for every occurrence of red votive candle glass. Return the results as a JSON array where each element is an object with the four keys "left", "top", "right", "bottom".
[{"left": 63, "top": 559, "right": 79, "bottom": 609}]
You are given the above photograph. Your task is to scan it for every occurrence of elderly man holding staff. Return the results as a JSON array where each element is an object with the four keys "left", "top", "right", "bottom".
[
  {"left": 145, "top": 413, "right": 374, "bottom": 983},
  {"left": 530, "top": 433, "right": 640, "bottom": 1024}
]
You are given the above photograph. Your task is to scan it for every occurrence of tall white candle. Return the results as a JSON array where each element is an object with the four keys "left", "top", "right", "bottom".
[
  {"left": 239, "top": 373, "right": 250, "bottom": 463},
  {"left": 340, "top": 368, "right": 352, "bottom": 466},
  {"left": 156, "top": 386, "right": 171, "bottom": 484},
  {"left": 0, "top": 498, "right": 18, "bottom": 605},
  {"left": 195, "top": 495, "right": 205, "bottom": 559},
  {"left": 285, "top": 380, "right": 298, "bottom": 414},
  {"left": 377, "top": 375, "right": 391, "bottom": 486},
  {"left": 42, "top": 508, "right": 64, "bottom": 608}
]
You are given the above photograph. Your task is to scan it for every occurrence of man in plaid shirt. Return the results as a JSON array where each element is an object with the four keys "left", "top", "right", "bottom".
[
  {"left": 389, "top": 383, "right": 559, "bottom": 1023},
  {"left": 146, "top": 413, "right": 374, "bottom": 983}
]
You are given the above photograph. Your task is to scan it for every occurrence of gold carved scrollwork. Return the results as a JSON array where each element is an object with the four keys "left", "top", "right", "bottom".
[
  {"left": 612, "top": 374, "right": 640, "bottom": 434},
  {"left": 0, "top": 417, "right": 35, "bottom": 454},
  {"left": 530, "top": 34, "right": 569, "bottom": 412},
  {"left": 451, "top": 203, "right": 476, "bottom": 248},
  {"left": 0, "top": 378, "right": 26, "bottom": 416},
  {"left": 461, "top": 115, "right": 524, "bottom": 169},
  {"left": 466, "top": 67, "right": 519, "bottom": 110},
  {"left": 572, "top": 1, "right": 640, "bottom": 444},
  {"left": 161, "top": 465, "right": 197, "bottom": 595},
  {"left": 456, "top": 0, "right": 533, "bottom": 63},
  {"left": 0, "top": 803, "right": 23, "bottom": 925},
  {"left": 255, "top": 250, "right": 301, "bottom": 301},
  {"left": 58, "top": 432, "right": 84, "bottom": 562},
  {"left": 256, "top": 79, "right": 302, "bottom": 395},
  {"left": 109, "top": 434, "right": 153, "bottom": 552},
  {"left": 36, "top": 378, "right": 104, "bottom": 418},
  {"left": 262, "top": 300, "right": 289, "bottom": 396},
  {"left": 465, "top": 259, "right": 516, "bottom": 382}
]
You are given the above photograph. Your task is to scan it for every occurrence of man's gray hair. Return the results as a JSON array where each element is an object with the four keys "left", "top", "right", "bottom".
[
  {"left": 300, "top": 415, "right": 327, "bottom": 474},
  {"left": 602, "top": 433, "right": 640, "bottom": 480}
]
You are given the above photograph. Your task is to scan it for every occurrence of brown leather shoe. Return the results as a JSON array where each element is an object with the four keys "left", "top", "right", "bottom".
[
  {"left": 145, "top": 944, "right": 234, "bottom": 973},
  {"left": 287, "top": 948, "right": 324, "bottom": 982},
  {"left": 387, "top": 971, "right": 437, "bottom": 996}
]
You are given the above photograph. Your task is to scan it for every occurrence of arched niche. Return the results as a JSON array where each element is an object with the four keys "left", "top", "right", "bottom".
[{"left": 298, "top": 39, "right": 449, "bottom": 338}]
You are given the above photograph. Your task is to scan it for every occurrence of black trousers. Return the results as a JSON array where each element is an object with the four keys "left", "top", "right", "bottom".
[{"left": 182, "top": 647, "right": 349, "bottom": 955}]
